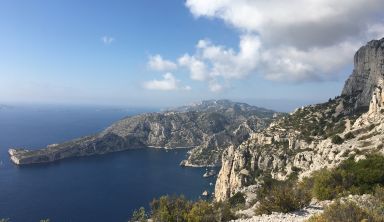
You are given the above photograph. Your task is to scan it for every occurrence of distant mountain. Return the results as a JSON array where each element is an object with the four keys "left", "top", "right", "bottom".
[
  {"left": 167, "top": 100, "right": 275, "bottom": 118},
  {"left": 9, "top": 100, "right": 279, "bottom": 166}
]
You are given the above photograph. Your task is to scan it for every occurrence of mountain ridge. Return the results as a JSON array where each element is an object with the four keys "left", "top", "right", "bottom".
[{"left": 8, "top": 100, "right": 278, "bottom": 166}]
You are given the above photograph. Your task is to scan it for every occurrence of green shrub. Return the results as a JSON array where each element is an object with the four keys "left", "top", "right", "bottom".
[
  {"left": 130, "top": 207, "right": 147, "bottom": 222},
  {"left": 255, "top": 180, "right": 311, "bottom": 215},
  {"left": 306, "top": 201, "right": 377, "bottom": 222},
  {"left": 369, "top": 186, "right": 384, "bottom": 219},
  {"left": 150, "top": 195, "right": 192, "bottom": 222},
  {"left": 344, "top": 132, "right": 355, "bottom": 140},
  {"left": 212, "top": 201, "right": 236, "bottom": 222},
  {"left": 131, "top": 195, "right": 236, "bottom": 222},
  {"left": 186, "top": 200, "right": 216, "bottom": 222},
  {"left": 311, "top": 155, "right": 384, "bottom": 200},
  {"left": 311, "top": 169, "right": 344, "bottom": 200},
  {"left": 331, "top": 135, "right": 344, "bottom": 144},
  {"left": 228, "top": 192, "right": 246, "bottom": 207}
]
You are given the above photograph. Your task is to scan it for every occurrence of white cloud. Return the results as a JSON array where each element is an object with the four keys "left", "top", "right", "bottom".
[
  {"left": 197, "top": 35, "right": 261, "bottom": 80},
  {"left": 101, "top": 36, "right": 115, "bottom": 45},
  {"left": 208, "top": 80, "right": 225, "bottom": 92},
  {"left": 176, "top": 35, "right": 261, "bottom": 92},
  {"left": 143, "top": 73, "right": 190, "bottom": 91},
  {"left": 186, "top": 0, "right": 384, "bottom": 48},
  {"left": 178, "top": 54, "right": 208, "bottom": 81},
  {"left": 148, "top": 55, "right": 177, "bottom": 71},
  {"left": 182, "top": 0, "right": 384, "bottom": 83},
  {"left": 148, "top": 1, "right": 384, "bottom": 92},
  {"left": 260, "top": 41, "right": 359, "bottom": 81}
]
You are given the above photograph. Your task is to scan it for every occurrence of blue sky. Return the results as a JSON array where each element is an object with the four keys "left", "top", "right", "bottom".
[{"left": 0, "top": 0, "right": 383, "bottom": 111}]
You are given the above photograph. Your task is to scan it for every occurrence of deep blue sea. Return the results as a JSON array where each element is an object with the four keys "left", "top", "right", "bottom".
[{"left": 0, "top": 105, "right": 216, "bottom": 222}]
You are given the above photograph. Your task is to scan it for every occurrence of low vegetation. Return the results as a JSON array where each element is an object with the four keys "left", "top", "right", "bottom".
[
  {"left": 307, "top": 187, "right": 384, "bottom": 222},
  {"left": 344, "top": 132, "right": 355, "bottom": 140},
  {"left": 310, "top": 154, "right": 384, "bottom": 200},
  {"left": 129, "top": 195, "right": 236, "bottom": 222},
  {"left": 255, "top": 176, "right": 311, "bottom": 215},
  {"left": 228, "top": 192, "right": 246, "bottom": 208},
  {"left": 272, "top": 96, "right": 365, "bottom": 144},
  {"left": 130, "top": 155, "right": 384, "bottom": 221},
  {"left": 331, "top": 135, "right": 344, "bottom": 144},
  {"left": 253, "top": 155, "right": 384, "bottom": 216}
]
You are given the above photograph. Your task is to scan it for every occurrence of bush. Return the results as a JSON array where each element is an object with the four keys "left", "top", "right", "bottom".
[
  {"left": 130, "top": 207, "right": 147, "bottom": 222},
  {"left": 311, "top": 169, "right": 344, "bottom": 200},
  {"left": 212, "top": 201, "right": 236, "bottom": 222},
  {"left": 228, "top": 192, "right": 245, "bottom": 207},
  {"left": 307, "top": 201, "right": 376, "bottom": 222},
  {"left": 255, "top": 179, "right": 311, "bottom": 215},
  {"left": 131, "top": 195, "right": 236, "bottom": 222},
  {"left": 186, "top": 200, "right": 216, "bottom": 222},
  {"left": 311, "top": 155, "right": 384, "bottom": 200},
  {"left": 344, "top": 132, "right": 355, "bottom": 140},
  {"left": 331, "top": 135, "right": 344, "bottom": 144},
  {"left": 150, "top": 195, "right": 191, "bottom": 222}
]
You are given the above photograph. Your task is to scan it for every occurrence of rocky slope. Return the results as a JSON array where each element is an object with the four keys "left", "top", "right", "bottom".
[
  {"left": 215, "top": 38, "right": 384, "bottom": 201},
  {"left": 9, "top": 100, "right": 277, "bottom": 166}
]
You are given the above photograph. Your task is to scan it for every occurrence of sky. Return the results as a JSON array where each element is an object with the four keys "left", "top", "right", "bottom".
[{"left": 0, "top": 0, "right": 383, "bottom": 111}]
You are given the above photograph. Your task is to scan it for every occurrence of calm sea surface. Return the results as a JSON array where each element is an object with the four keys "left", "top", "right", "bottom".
[{"left": 0, "top": 105, "right": 216, "bottom": 222}]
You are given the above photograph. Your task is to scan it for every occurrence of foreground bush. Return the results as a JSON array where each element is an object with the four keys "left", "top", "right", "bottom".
[
  {"left": 129, "top": 195, "right": 236, "bottom": 222},
  {"left": 307, "top": 187, "right": 384, "bottom": 222},
  {"left": 311, "top": 154, "right": 384, "bottom": 200},
  {"left": 307, "top": 201, "right": 376, "bottom": 222},
  {"left": 255, "top": 178, "right": 311, "bottom": 215}
]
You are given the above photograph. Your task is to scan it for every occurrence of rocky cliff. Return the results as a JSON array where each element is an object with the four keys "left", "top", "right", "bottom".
[
  {"left": 9, "top": 100, "right": 277, "bottom": 166},
  {"left": 215, "top": 38, "right": 384, "bottom": 201},
  {"left": 342, "top": 38, "right": 384, "bottom": 108}
]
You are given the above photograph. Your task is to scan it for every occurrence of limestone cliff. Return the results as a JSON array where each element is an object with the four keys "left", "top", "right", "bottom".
[
  {"left": 215, "top": 38, "right": 384, "bottom": 201},
  {"left": 9, "top": 100, "right": 276, "bottom": 166},
  {"left": 342, "top": 37, "right": 384, "bottom": 108}
]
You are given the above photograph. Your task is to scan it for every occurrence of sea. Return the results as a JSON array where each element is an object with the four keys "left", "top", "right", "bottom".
[{"left": 0, "top": 105, "right": 216, "bottom": 222}]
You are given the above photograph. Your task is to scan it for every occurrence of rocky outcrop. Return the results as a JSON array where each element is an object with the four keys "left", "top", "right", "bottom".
[
  {"left": 215, "top": 38, "right": 384, "bottom": 201},
  {"left": 9, "top": 100, "right": 277, "bottom": 166},
  {"left": 342, "top": 37, "right": 384, "bottom": 108}
]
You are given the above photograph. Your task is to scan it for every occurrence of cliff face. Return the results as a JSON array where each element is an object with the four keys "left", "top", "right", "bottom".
[
  {"left": 215, "top": 38, "right": 384, "bottom": 201},
  {"left": 342, "top": 38, "right": 384, "bottom": 108},
  {"left": 9, "top": 100, "right": 277, "bottom": 166}
]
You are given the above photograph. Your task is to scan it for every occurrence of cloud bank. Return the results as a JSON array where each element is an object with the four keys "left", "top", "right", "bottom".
[{"left": 145, "top": 0, "right": 384, "bottom": 92}]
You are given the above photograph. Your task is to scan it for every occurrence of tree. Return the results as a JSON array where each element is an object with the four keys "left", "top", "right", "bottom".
[{"left": 130, "top": 207, "right": 147, "bottom": 222}]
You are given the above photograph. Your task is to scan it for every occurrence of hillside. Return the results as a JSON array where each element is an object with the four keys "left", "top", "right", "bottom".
[
  {"left": 213, "top": 38, "right": 384, "bottom": 220},
  {"left": 8, "top": 100, "right": 277, "bottom": 166}
]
